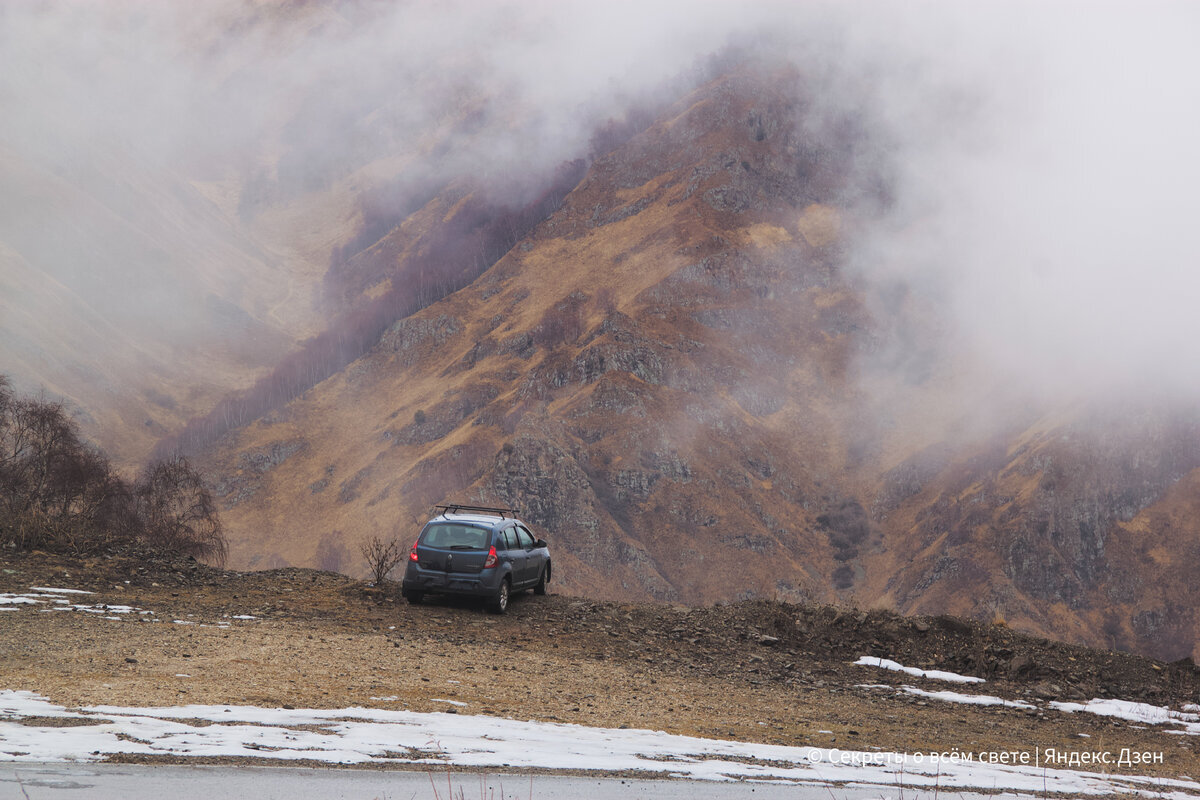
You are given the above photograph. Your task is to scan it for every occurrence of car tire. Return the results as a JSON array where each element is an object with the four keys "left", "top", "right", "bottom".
[
  {"left": 404, "top": 590, "right": 423, "bottom": 605},
  {"left": 489, "top": 579, "right": 510, "bottom": 614},
  {"left": 534, "top": 565, "right": 548, "bottom": 595}
]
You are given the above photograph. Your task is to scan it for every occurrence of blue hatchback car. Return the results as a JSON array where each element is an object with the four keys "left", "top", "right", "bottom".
[{"left": 401, "top": 505, "right": 551, "bottom": 613}]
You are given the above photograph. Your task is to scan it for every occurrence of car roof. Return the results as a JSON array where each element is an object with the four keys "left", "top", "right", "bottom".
[{"left": 427, "top": 512, "right": 518, "bottom": 528}]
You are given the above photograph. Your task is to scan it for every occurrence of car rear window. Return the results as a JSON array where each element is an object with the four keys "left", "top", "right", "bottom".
[{"left": 420, "top": 523, "right": 490, "bottom": 550}]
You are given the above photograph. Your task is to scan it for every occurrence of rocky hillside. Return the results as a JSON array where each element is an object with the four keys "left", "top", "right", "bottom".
[
  {"left": 873, "top": 404, "right": 1200, "bottom": 661},
  {"left": 183, "top": 55, "right": 1200, "bottom": 664},
  {"left": 198, "top": 62, "right": 867, "bottom": 596},
  {"left": 0, "top": 1, "right": 529, "bottom": 467}
]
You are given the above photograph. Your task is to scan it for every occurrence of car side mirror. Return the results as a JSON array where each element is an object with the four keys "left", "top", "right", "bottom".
[{"left": 535, "top": 539, "right": 547, "bottom": 548}]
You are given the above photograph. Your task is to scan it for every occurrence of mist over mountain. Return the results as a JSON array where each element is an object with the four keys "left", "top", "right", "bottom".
[{"left": 4, "top": 1, "right": 1200, "bottom": 660}]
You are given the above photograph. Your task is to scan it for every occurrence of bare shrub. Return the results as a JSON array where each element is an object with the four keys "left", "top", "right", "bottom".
[{"left": 360, "top": 534, "right": 405, "bottom": 584}]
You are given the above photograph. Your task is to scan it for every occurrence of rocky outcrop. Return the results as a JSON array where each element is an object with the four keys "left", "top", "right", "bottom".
[{"left": 203, "top": 59, "right": 1200, "bottom": 662}]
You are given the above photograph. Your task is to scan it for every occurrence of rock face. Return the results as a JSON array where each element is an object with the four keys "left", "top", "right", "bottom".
[
  {"left": 876, "top": 408, "right": 1200, "bottom": 661},
  {"left": 198, "top": 61, "right": 1200, "bottom": 662}
]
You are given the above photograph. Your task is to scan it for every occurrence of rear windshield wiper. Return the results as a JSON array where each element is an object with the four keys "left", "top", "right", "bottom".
[{"left": 449, "top": 545, "right": 481, "bottom": 550}]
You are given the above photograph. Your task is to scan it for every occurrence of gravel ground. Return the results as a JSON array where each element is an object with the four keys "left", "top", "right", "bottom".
[{"left": 2, "top": 548, "right": 1199, "bottom": 781}]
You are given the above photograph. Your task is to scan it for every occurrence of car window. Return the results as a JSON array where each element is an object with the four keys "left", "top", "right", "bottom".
[
  {"left": 500, "top": 528, "right": 517, "bottom": 551},
  {"left": 515, "top": 526, "right": 535, "bottom": 549},
  {"left": 420, "top": 523, "right": 490, "bottom": 550}
]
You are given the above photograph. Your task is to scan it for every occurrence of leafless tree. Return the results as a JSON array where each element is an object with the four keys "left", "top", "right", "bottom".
[
  {"left": 1, "top": 375, "right": 227, "bottom": 562},
  {"left": 0, "top": 390, "right": 94, "bottom": 550},
  {"left": 136, "top": 456, "right": 227, "bottom": 566},
  {"left": 44, "top": 445, "right": 132, "bottom": 552},
  {"left": 360, "top": 534, "right": 405, "bottom": 585}
]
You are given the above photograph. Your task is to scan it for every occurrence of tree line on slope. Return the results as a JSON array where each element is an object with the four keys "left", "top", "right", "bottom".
[
  {"left": 148, "top": 92, "right": 677, "bottom": 464},
  {"left": 0, "top": 376, "right": 226, "bottom": 565},
  {"left": 151, "top": 160, "right": 587, "bottom": 462}
]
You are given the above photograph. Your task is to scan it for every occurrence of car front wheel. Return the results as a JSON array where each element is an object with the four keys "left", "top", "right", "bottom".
[
  {"left": 534, "top": 565, "right": 548, "bottom": 595},
  {"left": 489, "top": 579, "right": 510, "bottom": 614},
  {"left": 404, "top": 590, "right": 423, "bottom": 605}
]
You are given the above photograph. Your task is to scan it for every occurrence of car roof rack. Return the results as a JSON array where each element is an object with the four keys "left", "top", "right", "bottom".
[{"left": 435, "top": 503, "right": 519, "bottom": 519}]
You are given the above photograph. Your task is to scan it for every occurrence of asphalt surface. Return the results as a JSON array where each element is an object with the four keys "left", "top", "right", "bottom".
[{"left": 0, "top": 762, "right": 1012, "bottom": 800}]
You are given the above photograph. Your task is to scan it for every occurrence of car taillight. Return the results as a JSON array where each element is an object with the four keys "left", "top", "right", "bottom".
[
  {"left": 484, "top": 545, "right": 497, "bottom": 568},
  {"left": 409, "top": 540, "right": 419, "bottom": 562}
]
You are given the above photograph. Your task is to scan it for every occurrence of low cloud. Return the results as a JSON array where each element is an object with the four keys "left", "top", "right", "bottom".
[{"left": 4, "top": 1, "right": 1199, "bottom": 425}]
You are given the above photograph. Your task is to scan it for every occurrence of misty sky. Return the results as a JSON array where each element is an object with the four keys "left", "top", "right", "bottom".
[{"left": 4, "top": 0, "right": 1200, "bottom": 408}]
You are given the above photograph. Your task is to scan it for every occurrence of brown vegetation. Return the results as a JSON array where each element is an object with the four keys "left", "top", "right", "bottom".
[
  {"left": 152, "top": 161, "right": 588, "bottom": 464},
  {"left": 193, "top": 60, "right": 1200, "bottom": 666},
  {"left": 0, "top": 376, "right": 226, "bottom": 564}
]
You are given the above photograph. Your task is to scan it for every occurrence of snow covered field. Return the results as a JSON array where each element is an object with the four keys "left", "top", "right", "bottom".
[{"left": 3, "top": 690, "right": 1200, "bottom": 797}]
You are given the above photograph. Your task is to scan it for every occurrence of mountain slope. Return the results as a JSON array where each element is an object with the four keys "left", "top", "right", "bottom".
[
  {"left": 197, "top": 61, "right": 1200, "bottom": 662},
  {"left": 201, "top": 64, "right": 867, "bottom": 597},
  {"left": 0, "top": 140, "right": 308, "bottom": 465},
  {"left": 870, "top": 404, "right": 1200, "bottom": 660},
  {"left": 0, "top": 1, "right": 509, "bottom": 467}
]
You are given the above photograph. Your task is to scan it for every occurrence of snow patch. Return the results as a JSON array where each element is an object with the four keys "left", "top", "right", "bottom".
[
  {"left": 1, "top": 590, "right": 153, "bottom": 619},
  {"left": 2, "top": 690, "right": 1198, "bottom": 797},
  {"left": 854, "top": 656, "right": 985, "bottom": 684},
  {"left": 1050, "top": 698, "right": 1200, "bottom": 735},
  {"left": 898, "top": 686, "right": 1036, "bottom": 709},
  {"left": 858, "top": 684, "right": 1035, "bottom": 709}
]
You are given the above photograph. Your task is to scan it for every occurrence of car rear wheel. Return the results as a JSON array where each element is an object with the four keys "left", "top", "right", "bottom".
[
  {"left": 489, "top": 579, "right": 510, "bottom": 614},
  {"left": 534, "top": 564, "right": 549, "bottom": 595},
  {"left": 404, "top": 590, "right": 423, "bottom": 605}
]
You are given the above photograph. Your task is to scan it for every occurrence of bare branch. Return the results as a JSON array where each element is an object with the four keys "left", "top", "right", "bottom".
[{"left": 359, "top": 535, "right": 405, "bottom": 585}]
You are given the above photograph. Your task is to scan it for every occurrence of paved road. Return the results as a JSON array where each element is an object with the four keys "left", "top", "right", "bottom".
[{"left": 0, "top": 762, "right": 1008, "bottom": 800}]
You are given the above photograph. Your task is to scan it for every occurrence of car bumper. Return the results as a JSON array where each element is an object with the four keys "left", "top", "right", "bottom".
[{"left": 402, "top": 564, "right": 502, "bottom": 597}]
